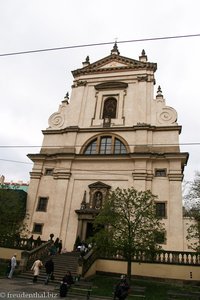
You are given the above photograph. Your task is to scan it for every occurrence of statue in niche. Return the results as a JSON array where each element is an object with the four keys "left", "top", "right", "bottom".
[{"left": 93, "top": 191, "right": 103, "bottom": 209}]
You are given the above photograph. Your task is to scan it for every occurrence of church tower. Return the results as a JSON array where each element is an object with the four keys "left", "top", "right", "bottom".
[{"left": 27, "top": 44, "right": 188, "bottom": 251}]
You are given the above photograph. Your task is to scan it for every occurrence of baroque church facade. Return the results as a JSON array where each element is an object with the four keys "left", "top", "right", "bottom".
[{"left": 26, "top": 44, "right": 188, "bottom": 252}]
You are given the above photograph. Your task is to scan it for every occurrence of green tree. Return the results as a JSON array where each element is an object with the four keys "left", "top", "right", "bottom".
[
  {"left": 92, "top": 187, "right": 165, "bottom": 279},
  {"left": 184, "top": 172, "right": 200, "bottom": 251},
  {"left": 0, "top": 185, "right": 28, "bottom": 247}
]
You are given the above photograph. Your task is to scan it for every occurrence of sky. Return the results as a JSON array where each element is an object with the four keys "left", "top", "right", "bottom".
[{"left": 0, "top": 0, "right": 200, "bottom": 183}]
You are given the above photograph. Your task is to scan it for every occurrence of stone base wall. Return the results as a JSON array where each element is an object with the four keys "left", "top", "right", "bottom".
[{"left": 85, "top": 259, "right": 200, "bottom": 281}]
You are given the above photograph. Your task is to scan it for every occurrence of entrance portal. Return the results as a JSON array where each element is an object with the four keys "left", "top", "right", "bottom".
[{"left": 86, "top": 222, "right": 94, "bottom": 240}]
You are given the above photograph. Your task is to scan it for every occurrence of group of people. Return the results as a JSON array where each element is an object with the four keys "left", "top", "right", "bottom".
[
  {"left": 49, "top": 238, "right": 63, "bottom": 255},
  {"left": 76, "top": 241, "right": 92, "bottom": 256},
  {"left": 6, "top": 249, "right": 129, "bottom": 300},
  {"left": 30, "top": 256, "right": 74, "bottom": 291},
  {"left": 31, "top": 256, "right": 74, "bottom": 298},
  {"left": 27, "top": 235, "right": 42, "bottom": 249},
  {"left": 31, "top": 257, "right": 56, "bottom": 285},
  {"left": 29, "top": 236, "right": 64, "bottom": 284}
]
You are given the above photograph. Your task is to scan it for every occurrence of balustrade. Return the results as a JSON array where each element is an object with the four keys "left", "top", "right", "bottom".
[
  {"left": 83, "top": 249, "right": 200, "bottom": 270},
  {"left": 19, "top": 240, "right": 53, "bottom": 271}
]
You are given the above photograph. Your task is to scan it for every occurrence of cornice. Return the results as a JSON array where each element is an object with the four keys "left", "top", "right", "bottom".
[
  {"left": 29, "top": 171, "right": 43, "bottom": 179},
  {"left": 28, "top": 151, "right": 189, "bottom": 163},
  {"left": 42, "top": 125, "right": 182, "bottom": 135},
  {"left": 27, "top": 152, "right": 75, "bottom": 162}
]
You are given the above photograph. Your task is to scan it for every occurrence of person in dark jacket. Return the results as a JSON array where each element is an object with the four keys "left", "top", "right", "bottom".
[
  {"left": 44, "top": 258, "right": 54, "bottom": 285},
  {"left": 114, "top": 275, "right": 130, "bottom": 300},
  {"left": 60, "top": 271, "right": 74, "bottom": 297},
  {"left": 58, "top": 240, "right": 63, "bottom": 254},
  {"left": 62, "top": 270, "right": 74, "bottom": 286}
]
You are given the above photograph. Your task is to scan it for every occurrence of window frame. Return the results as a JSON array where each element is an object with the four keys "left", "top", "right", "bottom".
[
  {"left": 155, "top": 202, "right": 167, "bottom": 219},
  {"left": 155, "top": 168, "right": 167, "bottom": 177},
  {"left": 32, "top": 223, "right": 43, "bottom": 234},
  {"left": 44, "top": 168, "right": 54, "bottom": 176},
  {"left": 36, "top": 197, "right": 48, "bottom": 212},
  {"left": 83, "top": 135, "right": 127, "bottom": 155},
  {"left": 102, "top": 97, "right": 117, "bottom": 119}
]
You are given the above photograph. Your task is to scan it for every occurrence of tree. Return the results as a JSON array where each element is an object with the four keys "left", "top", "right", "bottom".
[
  {"left": 0, "top": 185, "right": 28, "bottom": 247},
  {"left": 184, "top": 172, "right": 200, "bottom": 251},
  {"left": 92, "top": 187, "right": 165, "bottom": 279}
]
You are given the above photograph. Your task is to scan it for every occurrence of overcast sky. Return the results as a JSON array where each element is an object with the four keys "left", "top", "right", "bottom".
[{"left": 0, "top": 0, "right": 200, "bottom": 183}]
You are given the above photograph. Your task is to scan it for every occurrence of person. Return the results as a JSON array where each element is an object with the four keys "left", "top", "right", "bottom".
[
  {"left": 35, "top": 236, "right": 42, "bottom": 247},
  {"left": 80, "top": 242, "right": 86, "bottom": 257},
  {"left": 88, "top": 243, "right": 92, "bottom": 251},
  {"left": 7, "top": 254, "right": 17, "bottom": 279},
  {"left": 60, "top": 271, "right": 74, "bottom": 297},
  {"left": 44, "top": 258, "right": 54, "bottom": 285},
  {"left": 62, "top": 270, "right": 74, "bottom": 286},
  {"left": 61, "top": 247, "right": 67, "bottom": 254},
  {"left": 59, "top": 280, "right": 68, "bottom": 297},
  {"left": 49, "top": 244, "right": 57, "bottom": 256},
  {"left": 31, "top": 259, "right": 43, "bottom": 283},
  {"left": 58, "top": 240, "right": 62, "bottom": 254},
  {"left": 6, "top": 260, "right": 11, "bottom": 277},
  {"left": 28, "top": 235, "right": 34, "bottom": 249},
  {"left": 54, "top": 237, "right": 59, "bottom": 252},
  {"left": 113, "top": 275, "right": 130, "bottom": 300}
]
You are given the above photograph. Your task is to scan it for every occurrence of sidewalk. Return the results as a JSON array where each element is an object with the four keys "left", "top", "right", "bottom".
[
  {"left": 0, "top": 277, "right": 58, "bottom": 300},
  {"left": 0, "top": 277, "right": 110, "bottom": 300}
]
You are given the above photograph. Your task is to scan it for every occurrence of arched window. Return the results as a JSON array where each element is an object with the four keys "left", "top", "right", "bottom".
[
  {"left": 83, "top": 135, "right": 127, "bottom": 155},
  {"left": 102, "top": 97, "right": 117, "bottom": 119}
]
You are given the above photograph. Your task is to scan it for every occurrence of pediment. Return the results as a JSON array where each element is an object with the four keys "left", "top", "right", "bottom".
[
  {"left": 72, "top": 54, "right": 157, "bottom": 77},
  {"left": 88, "top": 181, "right": 111, "bottom": 189},
  {"left": 99, "top": 60, "right": 128, "bottom": 69},
  {"left": 95, "top": 81, "right": 128, "bottom": 90}
]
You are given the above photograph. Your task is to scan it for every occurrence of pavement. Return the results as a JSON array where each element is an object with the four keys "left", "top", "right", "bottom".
[{"left": 0, "top": 277, "right": 110, "bottom": 300}]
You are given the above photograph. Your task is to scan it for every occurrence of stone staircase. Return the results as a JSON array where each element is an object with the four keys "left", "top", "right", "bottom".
[{"left": 18, "top": 251, "right": 80, "bottom": 284}]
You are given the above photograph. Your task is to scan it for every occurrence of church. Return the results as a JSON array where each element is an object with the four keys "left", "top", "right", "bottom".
[{"left": 26, "top": 43, "right": 189, "bottom": 252}]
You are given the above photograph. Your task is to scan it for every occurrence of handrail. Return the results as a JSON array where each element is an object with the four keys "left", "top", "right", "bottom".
[
  {"left": 0, "top": 237, "right": 47, "bottom": 250},
  {"left": 81, "top": 249, "right": 98, "bottom": 276},
  {"left": 19, "top": 240, "right": 53, "bottom": 271}
]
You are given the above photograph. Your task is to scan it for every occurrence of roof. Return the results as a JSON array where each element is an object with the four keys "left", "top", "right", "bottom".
[
  {"left": 1, "top": 182, "right": 29, "bottom": 192},
  {"left": 72, "top": 44, "right": 157, "bottom": 77}
]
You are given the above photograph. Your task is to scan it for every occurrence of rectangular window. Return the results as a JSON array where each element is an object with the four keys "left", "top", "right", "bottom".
[
  {"left": 45, "top": 168, "right": 54, "bottom": 176},
  {"left": 32, "top": 223, "right": 43, "bottom": 234},
  {"left": 36, "top": 197, "right": 48, "bottom": 212},
  {"left": 156, "top": 202, "right": 166, "bottom": 218},
  {"left": 155, "top": 169, "right": 167, "bottom": 177}
]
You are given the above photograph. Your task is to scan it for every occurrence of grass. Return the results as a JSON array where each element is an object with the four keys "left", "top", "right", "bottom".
[{"left": 89, "top": 274, "right": 200, "bottom": 300}]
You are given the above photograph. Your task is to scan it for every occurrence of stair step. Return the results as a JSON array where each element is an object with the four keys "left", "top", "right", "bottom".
[{"left": 18, "top": 252, "right": 80, "bottom": 284}]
